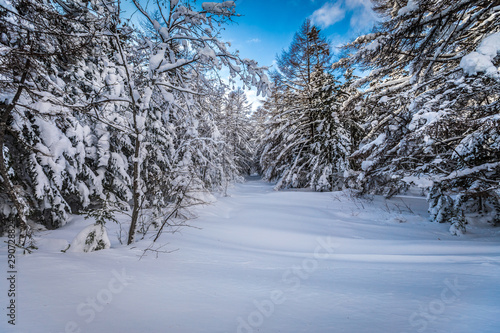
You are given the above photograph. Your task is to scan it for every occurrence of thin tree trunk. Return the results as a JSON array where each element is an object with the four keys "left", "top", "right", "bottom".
[
  {"left": 112, "top": 32, "right": 142, "bottom": 246},
  {"left": 127, "top": 109, "right": 141, "bottom": 245}
]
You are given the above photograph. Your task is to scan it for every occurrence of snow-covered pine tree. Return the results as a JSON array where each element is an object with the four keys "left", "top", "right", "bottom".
[
  {"left": 260, "top": 20, "right": 351, "bottom": 190},
  {"left": 0, "top": 0, "right": 117, "bottom": 246},
  {"left": 190, "top": 83, "right": 229, "bottom": 192},
  {"left": 249, "top": 105, "right": 270, "bottom": 175},
  {"left": 335, "top": 0, "right": 500, "bottom": 230},
  {"left": 307, "top": 65, "right": 351, "bottom": 191},
  {"left": 222, "top": 88, "right": 254, "bottom": 176},
  {"left": 68, "top": 4, "right": 135, "bottom": 222}
]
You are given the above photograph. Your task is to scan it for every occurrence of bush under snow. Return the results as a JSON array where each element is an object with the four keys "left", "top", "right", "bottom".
[{"left": 69, "top": 224, "right": 111, "bottom": 252}]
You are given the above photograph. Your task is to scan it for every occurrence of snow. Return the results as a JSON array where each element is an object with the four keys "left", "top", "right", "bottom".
[
  {"left": 68, "top": 224, "right": 111, "bottom": 253},
  {"left": 402, "top": 175, "right": 434, "bottom": 188},
  {"left": 78, "top": 182, "right": 90, "bottom": 208},
  {"left": 158, "top": 58, "right": 189, "bottom": 73},
  {"left": 358, "top": 133, "right": 386, "bottom": 155},
  {"left": 33, "top": 100, "right": 53, "bottom": 114},
  {"left": 398, "top": 0, "right": 419, "bottom": 16},
  {"left": 378, "top": 95, "right": 388, "bottom": 104},
  {"left": 149, "top": 48, "right": 166, "bottom": 72},
  {"left": 202, "top": 1, "right": 235, "bottom": 15},
  {"left": 1, "top": 179, "right": 499, "bottom": 332},
  {"left": 361, "top": 159, "right": 374, "bottom": 171},
  {"left": 409, "top": 110, "right": 443, "bottom": 131},
  {"left": 198, "top": 45, "right": 217, "bottom": 61},
  {"left": 159, "top": 27, "right": 169, "bottom": 41},
  {"left": 365, "top": 39, "right": 381, "bottom": 52},
  {"left": 476, "top": 32, "right": 500, "bottom": 60},
  {"left": 460, "top": 32, "right": 500, "bottom": 77},
  {"left": 0, "top": 0, "right": 17, "bottom": 13},
  {"left": 442, "top": 162, "right": 500, "bottom": 181}
]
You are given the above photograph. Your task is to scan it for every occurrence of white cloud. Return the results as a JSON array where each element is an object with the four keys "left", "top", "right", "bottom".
[
  {"left": 328, "top": 34, "right": 350, "bottom": 55},
  {"left": 310, "top": 1, "right": 378, "bottom": 31},
  {"left": 310, "top": 2, "right": 346, "bottom": 28},
  {"left": 246, "top": 38, "right": 261, "bottom": 43},
  {"left": 345, "top": 0, "right": 378, "bottom": 32}
]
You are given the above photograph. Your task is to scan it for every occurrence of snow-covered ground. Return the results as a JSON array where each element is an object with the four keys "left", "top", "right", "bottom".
[{"left": 1, "top": 178, "right": 500, "bottom": 333}]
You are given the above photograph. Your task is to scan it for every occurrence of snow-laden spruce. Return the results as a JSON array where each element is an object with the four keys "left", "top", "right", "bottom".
[
  {"left": 335, "top": 0, "right": 500, "bottom": 232},
  {"left": 0, "top": 0, "right": 121, "bottom": 248},
  {"left": 259, "top": 20, "right": 354, "bottom": 191}
]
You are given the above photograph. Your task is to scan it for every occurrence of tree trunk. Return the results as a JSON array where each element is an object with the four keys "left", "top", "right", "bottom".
[{"left": 127, "top": 113, "right": 141, "bottom": 245}]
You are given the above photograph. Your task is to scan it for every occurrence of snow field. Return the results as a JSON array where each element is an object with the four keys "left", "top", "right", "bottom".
[{"left": 1, "top": 178, "right": 499, "bottom": 333}]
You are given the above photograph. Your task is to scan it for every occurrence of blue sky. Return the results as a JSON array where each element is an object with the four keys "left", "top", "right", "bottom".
[
  {"left": 219, "top": 0, "right": 379, "bottom": 70},
  {"left": 124, "top": 0, "right": 380, "bottom": 108},
  {"left": 218, "top": 0, "right": 380, "bottom": 107}
]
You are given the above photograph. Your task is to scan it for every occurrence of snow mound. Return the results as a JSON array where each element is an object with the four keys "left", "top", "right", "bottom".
[{"left": 68, "top": 223, "right": 111, "bottom": 252}]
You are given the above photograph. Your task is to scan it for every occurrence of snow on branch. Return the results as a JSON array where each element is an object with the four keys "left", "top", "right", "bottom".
[
  {"left": 201, "top": 1, "right": 236, "bottom": 16},
  {"left": 460, "top": 32, "right": 500, "bottom": 78}
]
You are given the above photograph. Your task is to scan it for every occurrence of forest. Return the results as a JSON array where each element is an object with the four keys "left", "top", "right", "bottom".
[{"left": 1, "top": 0, "right": 499, "bottom": 251}]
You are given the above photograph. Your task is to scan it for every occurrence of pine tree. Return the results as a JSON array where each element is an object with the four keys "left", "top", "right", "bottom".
[
  {"left": 0, "top": 0, "right": 117, "bottom": 246},
  {"left": 223, "top": 88, "right": 254, "bottom": 176},
  {"left": 307, "top": 66, "right": 351, "bottom": 191},
  {"left": 260, "top": 20, "right": 352, "bottom": 190},
  {"left": 336, "top": 0, "right": 500, "bottom": 230}
]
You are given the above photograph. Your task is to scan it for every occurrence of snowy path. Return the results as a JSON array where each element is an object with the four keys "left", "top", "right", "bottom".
[{"left": 1, "top": 178, "right": 500, "bottom": 333}]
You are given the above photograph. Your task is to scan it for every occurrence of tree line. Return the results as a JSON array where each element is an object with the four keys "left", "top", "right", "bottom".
[
  {"left": 0, "top": 0, "right": 264, "bottom": 250},
  {"left": 1, "top": 0, "right": 499, "bottom": 251},
  {"left": 257, "top": 0, "right": 500, "bottom": 235}
]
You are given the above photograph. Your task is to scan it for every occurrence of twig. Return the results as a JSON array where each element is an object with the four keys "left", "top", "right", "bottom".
[
  {"left": 3, "top": 241, "right": 33, "bottom": 254},
  {"left": 139, "top": 243, "right": 178, "bottom": 260}
]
